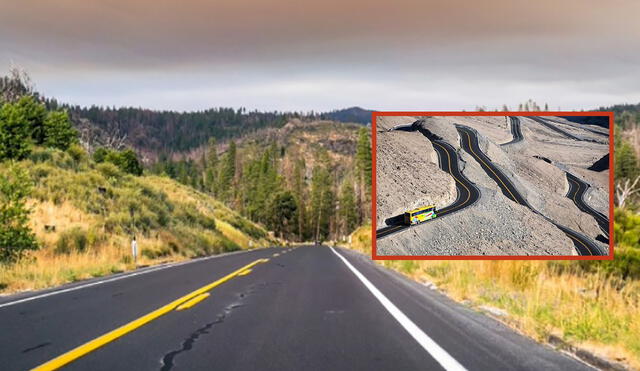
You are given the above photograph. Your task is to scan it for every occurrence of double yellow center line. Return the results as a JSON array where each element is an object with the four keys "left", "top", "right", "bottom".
[
  {"left": 32, "top": 258, "right": 269, "bottom": 371},
  {"left": 433, "top": 141, "right": 472, "bottom": 216},
  {"left": 462, "top": 129, "right": 593, "bottom": 256},
  {"left": 463, "top": 130, "right": 519, "bottom": 204}
]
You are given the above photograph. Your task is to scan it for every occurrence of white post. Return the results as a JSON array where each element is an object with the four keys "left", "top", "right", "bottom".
[{"left": 131, "top": 236, "right": 138, "bottom": 268}]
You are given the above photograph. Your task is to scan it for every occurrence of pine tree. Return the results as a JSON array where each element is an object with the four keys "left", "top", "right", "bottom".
[
  {"left": 339, "top": 179, "right": 358, "bottom": 237},
  {"left": 310, "top": 151, "right": 334, "bottom": 242},
  {"left": 204, "top": 137, "right": 219, "bottom": 194},
  {"left": 292, "top": 157, "right": 306, "bottom": 240},
  {"left": 267, "top": 191, "right": 297, "bottom": 239},
  {"left": 219, "top": 141, "right": 237, "bottom": 201},
  {"left": 355, "top": 127, "right": 372, "bottom": 222},
  {"left": 616, "top": 141, "right": 639, "bottom": 180}
]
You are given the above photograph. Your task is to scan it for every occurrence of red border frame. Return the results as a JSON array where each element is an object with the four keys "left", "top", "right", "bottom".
[{"left": 371, "top": 111, "right": 614, "bottom": 260}]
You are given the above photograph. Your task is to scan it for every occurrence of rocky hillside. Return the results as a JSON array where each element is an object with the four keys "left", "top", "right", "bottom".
[{"left": 376, "top": 115, "right": 608, "bottom": 256}]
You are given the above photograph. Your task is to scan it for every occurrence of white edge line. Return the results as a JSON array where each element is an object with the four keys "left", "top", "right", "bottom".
[
  {"left": 329, "top": 247, "right": 467, "bottom": 371},
  {"left": 0, "top": 248, "right": 262, "bottom": 309}
]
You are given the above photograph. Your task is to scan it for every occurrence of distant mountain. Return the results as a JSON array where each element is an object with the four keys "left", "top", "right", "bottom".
[{"left": 321, "top": 107, "right": 373, "bottom": 125}]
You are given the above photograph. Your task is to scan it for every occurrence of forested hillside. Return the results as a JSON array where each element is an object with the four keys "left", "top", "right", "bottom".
[
  {"left": 320, "top": 107, "right": 373, "bottom": 125},
  {"left": 40, "top": 101, "right": 370, "bottom": 162},
  {"left": 151, "top": 119, "right": 372, "bottom": 242}
]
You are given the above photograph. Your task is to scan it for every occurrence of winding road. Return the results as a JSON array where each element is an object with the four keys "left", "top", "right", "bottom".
[
  {"left": 528, "top": 116, "right": 581, "bottom": 140},
  {"left": 376, "top": 128, "right": 479, "bottom": 240},
  {"left": 456, "top": 125, "right": 605, "bottom": 256},
  {"left": 0, "top": 246, "right": 592, "bottom": 371},
  {"left": 566, "top": 172, "right": 610, "bottom": 240},
  {"left": 501, "top": 116, "right": 523, "bottom": 145}
]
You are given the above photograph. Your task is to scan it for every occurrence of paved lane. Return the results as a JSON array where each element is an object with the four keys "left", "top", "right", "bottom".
[
  {"left": 456, "top": 125, "right": 605, "bottom": 256},
  {"left": 376, "top": 126, "right": 479, "bottom": 240},
  {"left": 0, "top": 246, "right": 593, "bottom": 370}
]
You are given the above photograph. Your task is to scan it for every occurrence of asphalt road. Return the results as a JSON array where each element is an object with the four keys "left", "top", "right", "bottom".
[
  {"left": 501, "top": 116, "right": 523, "bottom": 145},
  {"left": 566, "top": 172, "right": 610, "bottom": 240},
  {"left": 376, "top": 129, "right": 479, "bottom": 240},
  {"left": 456, "top": 125, "right": 605, "bottom": 256},
  {"left": 544, "top": 117, "right": 609, "bottom": 138},
  {"left": 0, "top": 246, "right": 592, "bottom": 371},
  {"left": 528, "top": 116, "right": 582, "bottom": 140}
]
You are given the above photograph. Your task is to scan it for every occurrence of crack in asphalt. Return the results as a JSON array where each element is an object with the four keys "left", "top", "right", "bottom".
[
  {"left": 21, "top": 342, "right": 51, "bottom": 353},
  {"left": 158, "top": 282, "right": 274, "bottom": 371}
]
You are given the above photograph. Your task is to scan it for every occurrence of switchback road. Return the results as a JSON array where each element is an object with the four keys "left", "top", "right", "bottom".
[
  {"left": 566, "top": 172, "right": 610, "bottom": 240},
  {"left": 376, "top": 128, "right": 479, "bottom": 240},
  {"left": 456, "top": 125, "right": 605, "bottom": 256},
  {"left": 0, "top": 246, "right": 591, "bottom": 371}
]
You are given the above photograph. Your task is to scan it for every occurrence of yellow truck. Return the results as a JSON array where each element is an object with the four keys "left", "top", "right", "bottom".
[{"left": 404, "top": 205, "right": 437, "bottom": 225}]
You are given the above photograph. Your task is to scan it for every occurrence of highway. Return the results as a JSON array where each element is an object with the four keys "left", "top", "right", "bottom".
[
  {"left": 0, "top": 246, "right": 591, "bottom": 371},
  {"left": 501, "top": 116, "right": 523, "bottom": 145},
  {"left": 376, "top": 127, "right": 480, "bottom": 240},
  {"left": 566, "top": 172, "right": 610, "bottom": 240},
  {"left": 456, "top": 125, "right": 605, "bottom": 256}
]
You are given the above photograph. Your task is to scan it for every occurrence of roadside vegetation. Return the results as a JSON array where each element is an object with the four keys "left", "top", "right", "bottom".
[
  {"left": 344, "top": 104, "right": 640, "bottom": 369},
  {"left": 0, "top": 69, "right": 272, "bottom": 293},
  {"left": 346, "top": 225, "right": 639, "bottom": 369},
  {"left": 0, "top": 144, "right": 272, "bottom": 293},
  {"left": 150, "top": 120, "right": 372, "bottom": 243}
]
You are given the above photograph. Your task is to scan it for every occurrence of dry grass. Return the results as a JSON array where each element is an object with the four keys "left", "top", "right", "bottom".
[
  {"left": 344, "top": 225, "right": 639, "bottom": 369},
  {"left": 216, "top": 220, "right": 251, "bottom": 249},
  {"left": 0, "top": 156, "right": 273, "bottom": 295},
  {"left": 0, "top": 229, "right": 186, "bottom": 293}
]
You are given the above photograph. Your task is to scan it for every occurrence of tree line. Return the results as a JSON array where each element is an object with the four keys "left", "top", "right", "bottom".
[{"left": 152, "top": 127, "right": 372, "bottom": 242}]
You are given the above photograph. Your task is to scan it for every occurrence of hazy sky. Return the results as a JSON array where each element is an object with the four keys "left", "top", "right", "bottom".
[{"left": 1, "top": 0, "right": 639, "bottom": 112}]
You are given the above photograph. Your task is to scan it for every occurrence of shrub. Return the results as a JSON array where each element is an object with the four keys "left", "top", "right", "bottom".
[
  {"left": 30, "top": 163, "right": 51, "bottom": 180},
  {"left": 93, "top": 147, "right": 109, "bottom": 163},
  {"left": 97, "top": 162, "right": 121, "bottom": 179},
  {"left": 54, "top": 227, "right": 88, "bottom": 254},
  {"left": 117, "top": 149, "right": 143, "bottom": 176},
  {"left": 104, "top": 212, "right": 131, "bottom": 234},
  {"left": 0, "top": 165, "right": 38, "bottom": 263},
  {"left": 66, "top": 144, "right": 86, "bottom": 165},
  {"left": 104, "top": 149, "right": 143, "bottom": 176},
  {"left": 29, "top": 147, "right": 53, "bottom": 163}
]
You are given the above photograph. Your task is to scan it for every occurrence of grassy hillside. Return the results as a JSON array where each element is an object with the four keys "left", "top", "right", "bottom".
[
  {"left": 344, "top": 227, "right": 639, "bottom": 369},
  {"left": 0, "top": 146, "right": 273, "bottom": 293}
]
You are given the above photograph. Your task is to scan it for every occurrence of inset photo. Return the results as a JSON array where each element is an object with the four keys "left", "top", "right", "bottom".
[{"left": 373, "top": 113, "right": 613, "bottom": 259}]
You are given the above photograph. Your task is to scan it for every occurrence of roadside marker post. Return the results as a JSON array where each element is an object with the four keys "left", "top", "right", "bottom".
[{"left": 131, "top": 236, "right": 138, "bottom": 268}]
